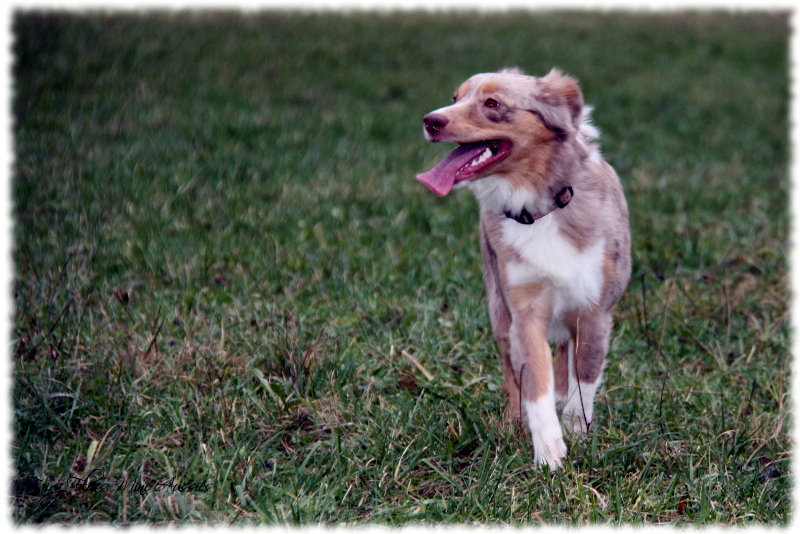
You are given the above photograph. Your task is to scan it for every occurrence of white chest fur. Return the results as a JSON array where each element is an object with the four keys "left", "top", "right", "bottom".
[
  {"left": 501, "top": 216, "right": 606, "bottom": 340},
  {"left": 464, "top": 175, "right": 535, "bottom": 217}
]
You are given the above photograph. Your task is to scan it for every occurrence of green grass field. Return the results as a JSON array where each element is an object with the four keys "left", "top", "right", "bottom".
[{"left": 11, "top": 10, "right": 790, "bottom": 525}]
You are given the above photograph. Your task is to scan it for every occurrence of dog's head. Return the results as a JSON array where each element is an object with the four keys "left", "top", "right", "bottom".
[{"left": 417, "top": 68, "right": 585, "bottom": 197}]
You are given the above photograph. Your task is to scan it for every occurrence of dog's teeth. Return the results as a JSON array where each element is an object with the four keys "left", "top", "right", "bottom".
[{"left": 472, "top": 147, "right": 493, "bottom": 166}]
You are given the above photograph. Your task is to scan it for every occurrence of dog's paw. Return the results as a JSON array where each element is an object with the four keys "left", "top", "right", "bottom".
[
  {"left": 532, "top": 430, "right": 568, "bottom": 469},
  {"left": 562, "top": 409, "right": 591, "bottom": 434},
  {"left": 527, "top": 404, "right": 568, "bottom": 469},
  {"left": 560, "top": 380, "right": 599, "bottom": 434},
  {"left": 525, "top": 397, "right": 568, "bottom": 469}
]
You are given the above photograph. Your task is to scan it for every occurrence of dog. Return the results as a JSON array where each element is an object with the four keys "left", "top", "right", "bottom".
[{"left": 416, "top": 68, "right": 631, "bottom": 468}]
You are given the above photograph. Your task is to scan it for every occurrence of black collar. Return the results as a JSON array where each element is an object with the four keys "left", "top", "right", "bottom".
[{"left": 504, "top": 186, "right": 573, "bottom": 225}]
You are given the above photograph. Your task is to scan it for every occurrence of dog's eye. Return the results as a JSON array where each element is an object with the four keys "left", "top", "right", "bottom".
[
  {"left": 452, "top": 95, "right": 458, "bottom": 103},
  {"left": 484, "top": 98, "right": 500, "bottom": 108}
]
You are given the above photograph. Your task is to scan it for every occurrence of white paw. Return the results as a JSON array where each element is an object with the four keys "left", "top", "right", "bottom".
[
  {"left": 560, "top": 379, "right": 600, "bottom": 434},
  {"left": 532, "top": 429, "right": 568, "bottom": 469},
  {"left": 562, "top": 408, "right": 591, "bottom": 433},
  {"left": 525, "top": 397, "right": 568, "bottom": 469}
]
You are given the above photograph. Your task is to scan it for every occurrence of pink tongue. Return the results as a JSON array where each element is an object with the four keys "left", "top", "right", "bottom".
[{"left": 416, "top": 143, "right": 491, "bottom": 196}]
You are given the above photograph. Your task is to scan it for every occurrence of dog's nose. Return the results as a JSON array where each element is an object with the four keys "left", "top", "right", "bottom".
[{"left": 423, "top": 113, "right": 449, "bottom": 135}]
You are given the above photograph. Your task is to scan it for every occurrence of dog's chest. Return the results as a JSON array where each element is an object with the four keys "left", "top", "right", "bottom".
[{"left": 499, "top": 216, "right": 605, "bottom": 312}]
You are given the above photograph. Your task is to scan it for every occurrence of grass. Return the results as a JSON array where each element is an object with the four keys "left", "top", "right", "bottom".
[{"left": 11, "top": 9, "right": 790, "bottom": 526}]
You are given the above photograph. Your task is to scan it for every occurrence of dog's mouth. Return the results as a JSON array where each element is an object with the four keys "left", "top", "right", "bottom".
[{"left": 416, "top": 139, "right": 512, "bottom": 197}]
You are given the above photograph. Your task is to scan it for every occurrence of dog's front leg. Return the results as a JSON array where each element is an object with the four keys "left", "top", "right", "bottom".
[
  {"left": 508, "top": 288, "right": 567, "bottom": 469},
  {"left": 480, "top": 219, "right": 520, "bottom": 422}
]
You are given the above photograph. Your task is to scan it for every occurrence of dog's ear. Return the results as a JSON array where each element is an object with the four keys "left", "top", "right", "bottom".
[
  {"left": 540, "top": 68, "right": 583, "bottom": 129},
  {"left": 521, "top": 69, "right": 584, "bottom": 142}
]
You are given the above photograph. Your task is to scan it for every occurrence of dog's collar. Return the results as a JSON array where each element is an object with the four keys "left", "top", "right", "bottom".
[{"left": 504, "top": 186, "right": 574, "bottom": 225}]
